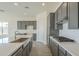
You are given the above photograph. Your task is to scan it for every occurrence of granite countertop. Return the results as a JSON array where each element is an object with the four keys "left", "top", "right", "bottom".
[{"left": 50, "top": 36, "right": 79, "bottom": 56}]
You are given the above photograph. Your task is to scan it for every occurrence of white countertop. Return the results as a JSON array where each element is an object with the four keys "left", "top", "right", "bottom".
[
  {"left": 0, "top": 43, "right": 23, "bottom": 56},
  {"left": 0, "top": 35, "right": 32, "bottom": 56},
  {"left": 50, "top": 36, "right": 79, "bottom": 56}
]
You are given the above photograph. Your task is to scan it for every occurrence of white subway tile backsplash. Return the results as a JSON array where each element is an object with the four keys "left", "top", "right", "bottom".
[{"left": 59, "top": 22, "right": 79, "bottom": 43}]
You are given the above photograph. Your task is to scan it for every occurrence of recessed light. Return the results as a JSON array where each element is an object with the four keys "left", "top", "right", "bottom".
[
  {"left": 42, "top": 3, "right": 45, "bottom": 6},
  {"left": 24, "top": 13, "right": 27, "bottom": 15},
  {"left": 25, "top": 6, "right": 29, "bottom": 9},
  {"left": 14, "top": 3, "right": 19, "bottom": 6}
]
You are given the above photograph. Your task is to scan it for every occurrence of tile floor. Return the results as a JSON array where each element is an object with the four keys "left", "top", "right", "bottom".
[{"left": 30, "top": 41, "right": 52, "bottom": 56}]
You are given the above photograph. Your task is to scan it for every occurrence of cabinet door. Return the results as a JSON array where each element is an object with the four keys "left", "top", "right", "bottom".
[
  {"left": 33, "top": 34, "right": 36, "bottom": 41},
  {"left": 12, "top": 46, "right": 23, "bottom": 56},
  {"left": 22, "top": 43, "right": 30, "bottom": 56},
  {"left": 50, "top": 38, "right": 58, "bottom": 56},
  {"left": 50, "top": 13, "right": 55, "bottom": 31},
  {"left": 58, "top": 6, "right": 62, "bottom": 22},
  {"left": 26, "top": 43, "right": 30, "bottom": 56},
  {"left": 67, "top": 52, "right": 72, "bottom": 56},
  {"left": 55, "top": 11, "right": 58, "bottom": 30},
  {"left": 23, "top": 47, "right": 27, "bottom": 56},
  {"left": 52, "top": 41, "right": 58, "bottom": 56},
  {"left": 29, "top": 40, "right": 32, "bottom": 53},
  {"left": 59, "top": 46, "right": 66, "bottom": 56},
  {"left": 68, "top": 2, "right": 78, "bottom": 29},
  {"left": 61, "top": 2, "right": 68, "bottom": 19}
]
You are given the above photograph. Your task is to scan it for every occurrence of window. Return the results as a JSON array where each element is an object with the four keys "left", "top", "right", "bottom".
[{"left": 0, "top": 22, "right": 8, "bottom": 43}]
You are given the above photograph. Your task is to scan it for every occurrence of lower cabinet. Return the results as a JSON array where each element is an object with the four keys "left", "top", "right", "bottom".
[
  {"left": 50, "top": 38, "right": 59, "bottom": 56},
  {"left": 12, "top": 40, "right": 32, "bottom": 56},
  {"left": 66, "top": 52, "right": 72, "bottom": 56},
  {"left": 49, "top": 38, "right": 72, "bottom": 56},
  {"left": 29, "top": 40, "right": 32, "bottom": 53},
  {"left": 58, "top": 46, "right": 66, "bottom": 56},
  {"left": 23, "top": 40, "right": 32, "bottom": 56},
  {"left": 58, "top": 46, "right": 72, "bottom": 56},
  {"left": 11, "top": 46, "right": 23, "bottom": 56},
  {"left": 23, "top": 43, "right": 30, "bottom": 56}
]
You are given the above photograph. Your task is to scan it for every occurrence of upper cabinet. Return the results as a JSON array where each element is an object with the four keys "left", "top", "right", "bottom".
[
  {"left": 55, "top": 2, "right": 79, "bottom": 29},
  {"left": 57, "top": 6, "right": 62, "bottom": 22},
  {"left": 55, "top": 2, "right": 68, "bottom": 30},
  {"left": 57, "top": 2, "right": 68, "bottom": 23},
  {"left": 68, "top": 2, "right": 79, "bottom": 29},
  {"left": 55, "top": 10, "right": 63, "bottom": 30},
  {"left": 61, "top": 2, "right": 68, "bottom": 20},
  {"left": 55, "top": 11, "right": 58, "bottom": 30}
]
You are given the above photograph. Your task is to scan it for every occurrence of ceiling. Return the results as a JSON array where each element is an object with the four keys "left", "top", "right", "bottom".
[{"left": 0, "top": 2, "right": 62, "bottom": 17}]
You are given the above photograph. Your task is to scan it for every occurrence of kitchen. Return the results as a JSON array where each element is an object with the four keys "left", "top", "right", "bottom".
[{"left": 0, "top": 2, "right": 79, "bottom": 56}]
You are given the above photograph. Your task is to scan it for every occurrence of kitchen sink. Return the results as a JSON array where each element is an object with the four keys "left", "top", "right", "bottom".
[
  {"left": 10, "top": 38, "right": 28, "bottom": 43},
  {"left": 55, "top": 36, "right": 74, "bottom": 42}
]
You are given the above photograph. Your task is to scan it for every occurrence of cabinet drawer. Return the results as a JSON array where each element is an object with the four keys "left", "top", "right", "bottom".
[
  {"left": 12, "top": 46, "right": 23, "bottom": 56},
  {"left": 59, "top": 46, "right": 66, "bottom": 56},
  {"left": 67, "top": 52, "right": 72, "bottom": 56}
]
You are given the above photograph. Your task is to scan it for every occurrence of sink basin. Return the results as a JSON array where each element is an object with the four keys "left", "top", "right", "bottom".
[
  {"left": 55, "top": 36, "right": 74, "bottom": 42},
  {"left": 10, "top": 38, "right": 28, "bottom": 43}
]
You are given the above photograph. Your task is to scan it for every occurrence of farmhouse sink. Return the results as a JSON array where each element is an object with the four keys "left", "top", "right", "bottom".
[{"left": 10, "top": 38, "right": 28, "bottom": 43}]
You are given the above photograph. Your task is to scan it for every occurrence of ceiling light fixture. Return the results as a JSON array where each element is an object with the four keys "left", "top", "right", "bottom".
[
  {"left": 25, "top": 6, "right": 29, "bottom": 9},
  {"left": 42, "top": 2, "right": 45, "bottom": 6},
  {"left": 24, "top": 13, "right": 27, "bottom": 15},
  {"left": 14, "top": 3, "right": 19, "bottom": 6}
]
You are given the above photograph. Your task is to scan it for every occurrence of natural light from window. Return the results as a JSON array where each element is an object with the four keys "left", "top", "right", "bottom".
[{"left": 0, "top": 22, "right": 8, "bottom": 43}]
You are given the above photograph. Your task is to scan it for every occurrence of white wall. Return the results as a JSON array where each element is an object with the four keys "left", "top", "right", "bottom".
[
  {"left": 36, "top": 11, "right": 48, "bottom": 44},
  {"left": 59, "top": 22, "right": 79, "bottom": 43},
  {"left": 0, "top": 13, "right": 36, "bottom": 42}
]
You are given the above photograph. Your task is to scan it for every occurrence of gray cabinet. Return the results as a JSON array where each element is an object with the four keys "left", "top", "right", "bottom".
[
  {"left": 23, "top": 43, "right": 30, "bottom": 56},
  {"left": 55, "top": 11, "right": 58, "bottom": 30},
  {"left": 68, "top": 2, "right": 79, "bottom": 29},
  {"left": 11, "top": 46, "right": 23, "bottom": 56},
  {"left": 50, "top": 38, "right": 58, "bottom": 56},
  {"left": 23, "top": 40, "right": 32, "bottom": 56},
  {"left": 29, "top": 39, "right": 32, "bottom": 53},
  {"left": 59, "top": 46, "right": 66, "bottom": 56},
  {"left": 17, "top": 21, "right": 36, "bottom": 30},
  {"left": 48, "top": 13, "right": 55, "bottom": 36},
  {"left": 57, "top": 2, "right": 68, "bottom": 22},
  {"left": 59, "top": 46, "right": 72, "bottom": 56},
  {"left": 67, "top": 52, "right": 72, "bottom": 56},
  {"left": 57, "top": 6, "right": 62, "bottom": 22},
  {"left": 61, "top": 2, "right": 68, "bottom": 20},
  {"left": 56, "top": 2, "right": 68, "bottom": 30},
  {"left": 33, "top": 33, "right": 36, "bottom": 41},
  {"left": 50, "top": 13, "right": 55, "bottom": 30}
]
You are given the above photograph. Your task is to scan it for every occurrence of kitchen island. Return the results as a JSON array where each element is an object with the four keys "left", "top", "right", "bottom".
[{"left": 0, "top": 35, "right": 33, "bottom": 56}]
